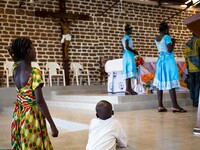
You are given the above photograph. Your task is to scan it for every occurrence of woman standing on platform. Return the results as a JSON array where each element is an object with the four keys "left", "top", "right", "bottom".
[
  {"left": 8, "top": 37, "right": 58, "bottom": 149},
  {"left": 153, "top": 22, "right": 187, "bottom": 113},
  {"left": 122, "top": 24, "right": 138, "bottom": 95}
]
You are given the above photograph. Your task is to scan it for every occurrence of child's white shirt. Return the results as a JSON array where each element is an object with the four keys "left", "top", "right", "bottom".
[{"left": 86, "top": 117, "right": 128, "bottom": 150}]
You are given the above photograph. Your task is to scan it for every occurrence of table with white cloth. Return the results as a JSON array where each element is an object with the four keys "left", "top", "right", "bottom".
[
  {"left": 105, "top": 58, "right": 158, "bottom": 94},
  {"left": 105, "top": 59, "right": 126, "bottom": 94},
  {"left": 105, "top": 57, "right": 187, "bottom": 94}
]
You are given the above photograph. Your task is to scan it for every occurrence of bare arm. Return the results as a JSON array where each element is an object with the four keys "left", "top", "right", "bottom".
[
  {"left": 167, "top": 38, "right": 175, "bottom": 53},
  {"left": 125, "top": 40, "right": 139, "bottom": 55},
  {"left": 34, "top": 86, "right": 59, "bottom": 137},
  {"left": 116, "top": 122, "right": 128, "bottom": 148}
]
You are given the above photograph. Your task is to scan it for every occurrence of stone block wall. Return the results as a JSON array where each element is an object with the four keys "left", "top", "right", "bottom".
[{"left": 0, "top": 0, "right": 198, "bottom": 86}]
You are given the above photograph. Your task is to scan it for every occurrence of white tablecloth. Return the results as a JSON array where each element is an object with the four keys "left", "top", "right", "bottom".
[
  {"left": 105, "top": 59, "right": 125, "bottom": 94},
  {"left": 105, "top": 59, "right": 123, "bottom": 72}
]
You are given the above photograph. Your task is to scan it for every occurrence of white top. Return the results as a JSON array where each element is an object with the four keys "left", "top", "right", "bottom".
[
  {"left": 154, "top": 35, "right": 172, "bottom": 53},
  {"left": 86, "top": 117, "right": 128, "bottom": 150}
]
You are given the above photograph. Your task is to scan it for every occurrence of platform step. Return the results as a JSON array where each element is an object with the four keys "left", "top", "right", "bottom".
[
  {"left": 114, "top": 98, "right": 192, "bottom": 111},
  {"left": 43, "top": 85, "right": 107, "bottom": 95},
  {"left": 45, "top": 91, "right": 192, "bottom": 112},
  {"left": 46, "top": 91, "right": 190, "bottom": 103},
  {"left": 46, "top": 101, "right": 96, "bottom": 110},
  {"left": 1, "top": 86, "right": 192, "bottom": 113}
]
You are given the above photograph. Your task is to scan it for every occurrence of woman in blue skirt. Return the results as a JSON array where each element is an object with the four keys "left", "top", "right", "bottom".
[
  {"left": 122, "top": 24, "right": 138, "bottom": 95},
  {"left": 153, "top": 22, "right": 187, "bottom": 113}
]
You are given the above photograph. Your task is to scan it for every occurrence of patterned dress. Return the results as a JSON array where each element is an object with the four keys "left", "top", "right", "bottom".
[{"left": 11, "top": 66, "right": 53, "bottom": 150}]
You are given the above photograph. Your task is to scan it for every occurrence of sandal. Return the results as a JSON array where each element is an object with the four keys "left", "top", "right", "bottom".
[
  {"left": 125, "top": 91, "right": 132, "bottom": 95},
  {"left": 158, "top": 107, "right": 168, "bottom": 112},
  {"left": 172, "top": 108, "right": 187, "bottom": 113},
  {"left": 131, "top": 91, "right": 138, "bottom": 95}
]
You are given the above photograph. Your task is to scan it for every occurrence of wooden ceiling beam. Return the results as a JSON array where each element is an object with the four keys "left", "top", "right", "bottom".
[
  {"left": 150, "top": 0, "right": 188, "bottom": 5},
  {"left": 35, "top": 11, "right": 91, "bottom": 21}
]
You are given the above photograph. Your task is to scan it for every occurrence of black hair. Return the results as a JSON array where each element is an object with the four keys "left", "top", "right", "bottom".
[
  {"left": 96, "top": 100, "right": 113, "bottom": 120},
  {"left": 125, "top": 24, "right": 133, "bottom": 32},
  {"left": 9, "top": 37, "right": 32, "bottom": 61},
  {"left": 159, "top": 21, "right": 169, "bottom": 33}
]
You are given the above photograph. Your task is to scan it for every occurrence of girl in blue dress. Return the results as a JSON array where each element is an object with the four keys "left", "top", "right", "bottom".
[
  {"left": 153, "top": 22, "right": 187, "bottom": 113},
  {"left": 122, "top": 24, "right": 138, "bottom": 95}
]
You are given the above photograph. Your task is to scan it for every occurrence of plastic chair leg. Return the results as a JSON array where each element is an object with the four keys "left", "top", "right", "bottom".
[
  {"left": 63, "top": 75, "right": 66, "bottom": 86},
  {"left": 6, "top": 74, "right": 9, "bottom": 87},
  {"left": 42, "top": 71, "right": 45, "bottom": 86},
  {"left": 80, "top": 77, "right": 82, "bottom": 85},
  {"left": 57, "top": 78, "right": 59, "bottom": 86},
  {"left": 72, "top": 76, "right": 74, "bottom": 85},
  {"left": 50, "top": 76, "right": 52, "bottom": 86},
  {"left": 76, "top": 76, "right": 79, "bottom": 86},
  {"left": 88, "top": 75, "right": 90, "bottom": 85}
]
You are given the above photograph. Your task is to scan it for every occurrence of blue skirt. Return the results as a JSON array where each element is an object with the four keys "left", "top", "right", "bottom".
[
  {"left": 153, "top": 52, "right": 180, "bottom": 90},
  {"left": 122, "top": 50, "right": 137, "bottom": 79}
]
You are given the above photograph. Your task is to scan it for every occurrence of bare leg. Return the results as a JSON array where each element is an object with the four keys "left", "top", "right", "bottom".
[
  {"left": 157, "top": 89, "right": 167, "bottom": 112},
  {"left": 157, "top": 89, "right": 163, "bottom": 107},
  {"left": 125, "top": 78, "right": 132, "bottom": 93},
  {"left": 125, "top": 78, "right": 137, "bottom": 95},
  {"left": 169, "top": 88, "right": 187, "bottom": 112},
  {"left": 169, "top": 88, "right": 179, "bottom": 108}
]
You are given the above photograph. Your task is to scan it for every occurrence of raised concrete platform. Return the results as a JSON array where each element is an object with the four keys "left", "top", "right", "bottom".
[
  {"left": 45, "top": 90, "right": 191, "bottom": 111},
  {"left": 0, "top": 85, "right": 192, "bottom": 112}
]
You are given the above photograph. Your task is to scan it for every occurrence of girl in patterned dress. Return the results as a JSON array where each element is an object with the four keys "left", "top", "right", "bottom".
[
  {"left": 8, "top": 37, "right": 58, "bottom": 150},
  {"left": 153, "top": 22, "right": 187, "bottom": 113}
]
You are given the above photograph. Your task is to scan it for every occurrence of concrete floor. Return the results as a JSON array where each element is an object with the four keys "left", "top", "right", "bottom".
[{"left": 0, "top": 105, "right": 200, "bottom": 150}]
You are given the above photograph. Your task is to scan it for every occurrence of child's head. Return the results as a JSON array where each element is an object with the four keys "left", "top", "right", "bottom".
[
  {"left": 96, "top": 100, "right": 114, "bottom": 120},
  {"left": 124, "top": 24, "right": 133, "bottom": 34},
  {"left": 9, "top": 37, "right": 35, "bottom": 61},
  {"left": 159, "top": 21, "right": 169, "bottom": 34}
]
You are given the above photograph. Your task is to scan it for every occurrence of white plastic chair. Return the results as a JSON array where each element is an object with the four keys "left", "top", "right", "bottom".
[
  {"left": 70, "top": 62, "right": 90, "bottom": 86},
  {"left": 31, "top": 62, "right": 41, "bottom": 70},
  {"left": 46, "top": 62, "right": 65, "bottom": 86},
  {"left": 4, "top": 61, "right": 14, "bottom": 87},
  {"left": 31, "top": 62, "right": 45, "bottom": 86}
]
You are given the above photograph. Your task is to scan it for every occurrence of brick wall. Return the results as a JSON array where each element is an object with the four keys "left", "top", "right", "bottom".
[{"left": 0, "top": 0, "right": 198, "bottom": 86}]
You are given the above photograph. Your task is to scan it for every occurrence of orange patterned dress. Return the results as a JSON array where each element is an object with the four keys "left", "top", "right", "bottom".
[{"left": 11, "top": 66, "right": 53, "bottom": 150}]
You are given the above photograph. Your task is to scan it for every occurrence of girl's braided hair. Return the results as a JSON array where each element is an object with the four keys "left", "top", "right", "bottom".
[{"left": 8, "top": 37, "right": 32, "bottom": 61}]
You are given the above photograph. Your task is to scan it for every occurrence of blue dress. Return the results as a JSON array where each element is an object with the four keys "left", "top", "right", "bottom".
[
  {"left": 153, "top": 35, "right": 180, "bottom": 90},
  {"left": 122, "top": 34, "right": 137, "bottom": 79}
]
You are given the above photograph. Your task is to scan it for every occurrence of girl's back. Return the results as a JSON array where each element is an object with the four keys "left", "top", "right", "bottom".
[{"left": 13, "top": 62, "right": 32, "bottom": 90}]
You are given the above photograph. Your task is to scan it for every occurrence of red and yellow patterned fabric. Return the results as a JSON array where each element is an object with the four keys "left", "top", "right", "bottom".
[{"left": 11, "top": 66, "right": 53, "bottom": 150}]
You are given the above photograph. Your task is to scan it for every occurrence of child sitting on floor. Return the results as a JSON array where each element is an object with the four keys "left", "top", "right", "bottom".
[{"left": 86, "top": 100, "right": 127, "bottom": 150}]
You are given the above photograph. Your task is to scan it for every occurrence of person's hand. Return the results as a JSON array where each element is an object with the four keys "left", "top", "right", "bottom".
[
  {"left": 135, "top": 51, "right": 139, "bottom": 55},
  {"left": 51, "top": 125, "right": 59, "bottom": 137}
]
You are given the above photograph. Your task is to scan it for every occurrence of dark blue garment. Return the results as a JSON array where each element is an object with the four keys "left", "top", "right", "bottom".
[{"left": 188, "top": 72, "right": 200, "bottom": 107}]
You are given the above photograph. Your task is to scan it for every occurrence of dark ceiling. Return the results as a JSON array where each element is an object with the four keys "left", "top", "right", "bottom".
[{"left": 149, "top": 0, "right": 200, "bottom": 7}]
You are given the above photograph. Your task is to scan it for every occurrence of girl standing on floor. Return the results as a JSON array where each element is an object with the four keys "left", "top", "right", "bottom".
[
  {"left": 8, "top": 37, "right": 58, "bottom": 149},
  {"left": 122, "top": 24, "right": 139, "bottom": 95},
  {"left": 153, "top": 22, "right": 187, "bottom": 113}
]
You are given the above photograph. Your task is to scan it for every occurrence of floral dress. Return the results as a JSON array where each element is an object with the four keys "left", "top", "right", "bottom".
[{"left": 11, "top": 66, "right": 53, "bottom": 150}]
